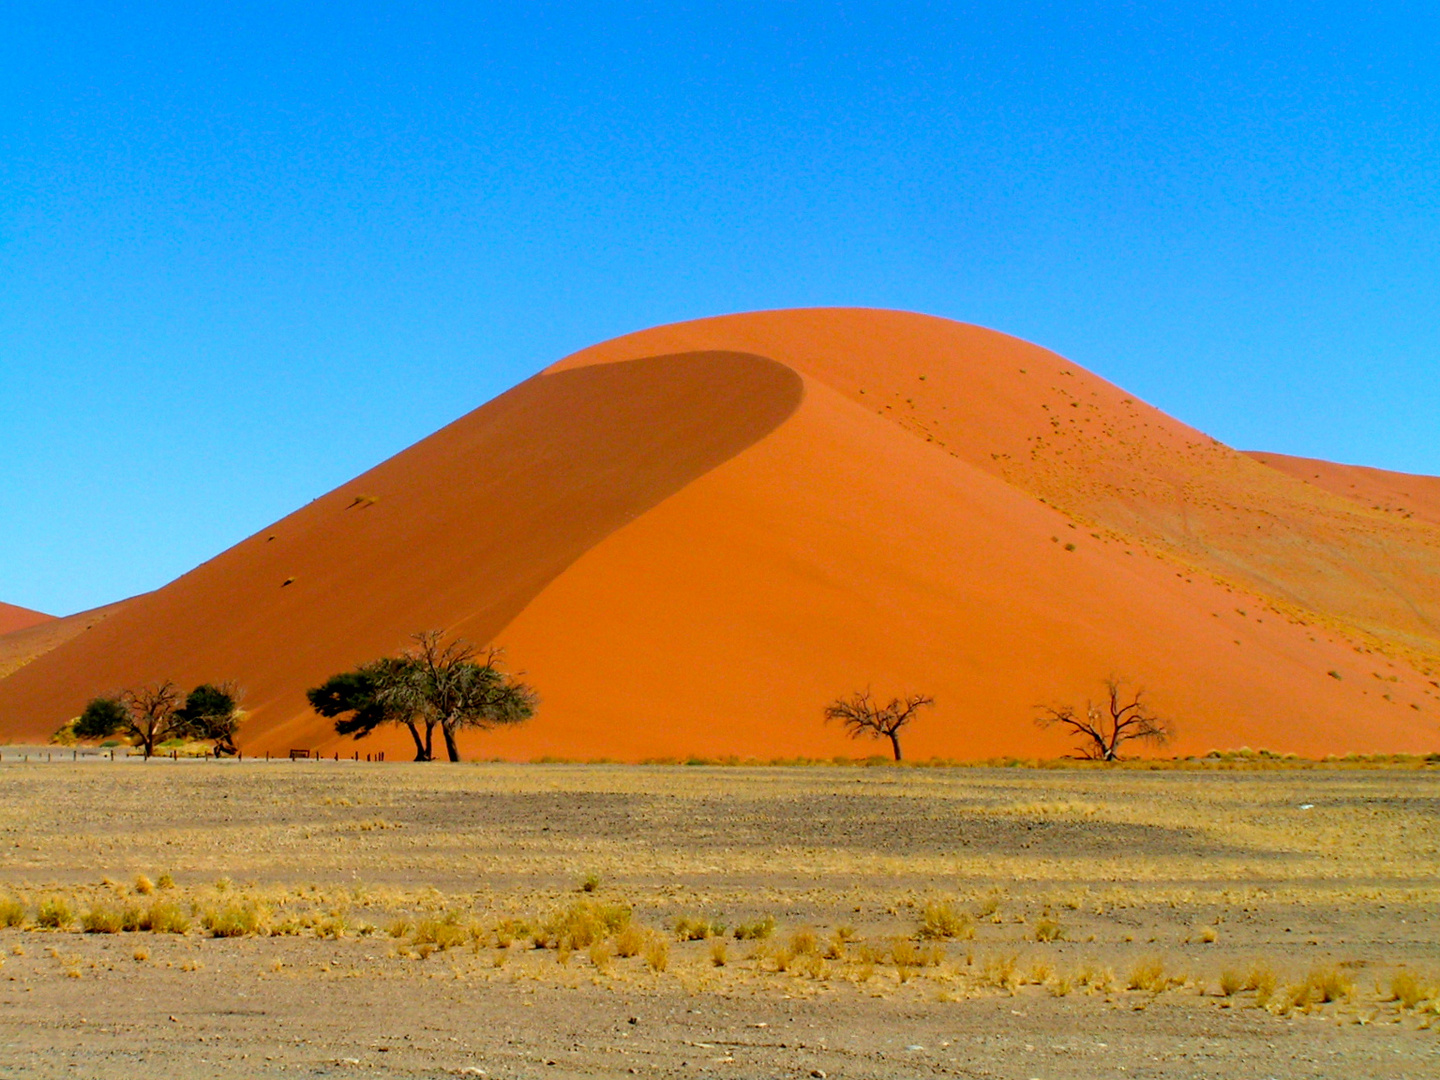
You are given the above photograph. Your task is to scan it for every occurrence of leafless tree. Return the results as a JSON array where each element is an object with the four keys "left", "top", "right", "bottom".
[
  {"left": 824, "top": 690, "right": 934, "bottom": 761},
  {"left": 120, "top": 681, "right": 184, "bottom": 758},
  {"left": 1035, "top": 677, "right": 1171, "bottom": 761}
]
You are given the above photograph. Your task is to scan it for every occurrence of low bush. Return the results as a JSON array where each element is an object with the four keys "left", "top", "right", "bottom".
[
  {"left": 36, "top": 897, "right": 75, "bottom": 929},
  {"left": 140, "top": 900, "right": 190, "bottom": 934},
  {"left": 1128, "top": 956, "right": 1167, "bottom": 993},
  {"left": 918, "top": 901, "right": 974, "bottom": 940},
  {"left": 673, "top": 915, "right": 725, "bottom": 941},
  {"left": 733, "top": 915, "right": 775, "bottom": 941},
  {"left": 203, "top": 901, "right": 266, "bottom": 938},
  {"left": 0, "top": 897, "right": 27, "bottom": 928}
]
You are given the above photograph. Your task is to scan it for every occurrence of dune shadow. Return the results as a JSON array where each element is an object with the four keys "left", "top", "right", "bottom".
[{"left": 336, "top": 350, "right": 806, "bottom": 649}]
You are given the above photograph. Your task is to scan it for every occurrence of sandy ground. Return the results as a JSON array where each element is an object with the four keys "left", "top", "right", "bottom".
[{"left": 1, "top": 759, "right": 1439, "bottom": 1078}]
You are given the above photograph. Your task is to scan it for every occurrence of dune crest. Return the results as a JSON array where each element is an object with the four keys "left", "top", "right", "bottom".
[
  {"left": 1, "top": 310, "right": 1436, "bottom": 758},
  {"left": 0, "top": 603, "right": 51, "bottom": 638}
]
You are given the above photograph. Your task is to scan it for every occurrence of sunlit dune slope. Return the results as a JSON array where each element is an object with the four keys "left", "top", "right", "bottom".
[
  {"left": 1247, "top": 452, "right": 1440, "bottom": 531},
  {"left": 1, "top": 309, "right": 1437, "bottom": 759},
  {"left": 0, "top": 603, "right": 51, "bottom": 637}
]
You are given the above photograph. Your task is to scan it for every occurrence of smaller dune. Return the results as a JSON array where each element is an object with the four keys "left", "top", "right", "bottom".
[{"left": 0, "top": 602, "right": 52, "bottom": 638}]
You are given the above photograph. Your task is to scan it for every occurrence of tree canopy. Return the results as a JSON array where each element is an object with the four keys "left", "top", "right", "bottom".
[
  {"left": 177, "top": 682, "right": 242, "bottom": 755},
  {"left": 308, "top": 633, "right": 538, "bottom": 761}
]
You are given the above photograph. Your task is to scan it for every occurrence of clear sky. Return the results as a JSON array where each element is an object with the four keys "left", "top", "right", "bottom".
[{"left": 4, "top": 2, "right": 1438, "bottom": 616}]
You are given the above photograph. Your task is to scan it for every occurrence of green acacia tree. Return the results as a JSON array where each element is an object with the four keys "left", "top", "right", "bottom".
[
  {"left": 308, "top": 636, "right": 536, "bottom": 762},
  {"left": 177, "top": 683, "right": 243, "bottom": 756},
  {"left": 75, "top": 697, "right": 129, "bottom": 740}
]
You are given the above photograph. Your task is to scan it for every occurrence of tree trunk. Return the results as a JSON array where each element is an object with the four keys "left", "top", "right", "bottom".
[
  {"left": 442, "top": 722, "right": 461, "bottom": 763},
  {"left": 405, "top": 721, "right": 427, "bottom": 761},
  {"left": 423, "top": 722, "right": 436, "bottom": 761},
  {"left": 889, "top": 733, "right": 903, "bottom": 761}
]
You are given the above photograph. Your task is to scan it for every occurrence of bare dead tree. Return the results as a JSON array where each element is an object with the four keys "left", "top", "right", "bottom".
[
  {"left": 824, "top": 690, "right": 935, "bottom": 761},
  {"left": 1035, "top": 677, "right": 1171, "bottom": 761},
  {"left": 119, "top": 681, "right": 185, "bottom": 758}
]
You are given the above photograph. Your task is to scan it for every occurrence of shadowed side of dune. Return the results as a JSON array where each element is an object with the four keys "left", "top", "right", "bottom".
[{"left": 0, "top": 351, "right": 804, "bottom": 740}]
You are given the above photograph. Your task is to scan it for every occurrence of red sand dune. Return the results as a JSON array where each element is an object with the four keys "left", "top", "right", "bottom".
[
  {"left": 0, "top": 601, "right": 131, "bottom": 682},
  {"left": 0, "top": 603, "right": 51, "bottom": 638},
  {"left": 1, "top": 309, "right": 1437, "bottom": 759}
]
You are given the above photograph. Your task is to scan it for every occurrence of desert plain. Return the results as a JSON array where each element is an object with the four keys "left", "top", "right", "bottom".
[{"left": 0, "top": 757, "right": 1437, "bottom": 1078}]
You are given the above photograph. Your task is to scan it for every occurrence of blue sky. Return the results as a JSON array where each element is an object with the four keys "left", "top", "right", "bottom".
[{"left": 3, "top": 2, "right": 1437, "bottom": 616}]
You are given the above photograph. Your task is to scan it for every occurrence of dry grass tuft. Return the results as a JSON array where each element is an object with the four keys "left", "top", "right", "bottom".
[
  {"left": 587, "top": 939, "right": 614, "bottom": 974},
  {"left": 1284, "top": 966, "right": 1353, "bottom": 1011},
  {"left": 202, "top": 900, "right": 267, "bottom": 938},
  {"left": 918, "top": 901, "right": 974, "bottom": 941},
  {"left": 1244, "top": 961, "right": 1278, "bottom": 1006},
  {"left": 82, "top": 902, "right": 141, "bottom": 934},
  {"left": 643, "top": 933, "right": 669, "bottom": 973},
  {"left": 1219, "top": 969, "right": 1243, "bottom": 996},
  {"left": 982, "top": 953, "right": 1019, "bottom": 991},
  {"left": 0, "top": 897, "right": 27, "bottom": 929},
  {"left": 538, "top": 900, "right": 631, "bottom": 951},
  {"left": 1128, "top": 956, "right": 1167, "bottom": 993},
  {"left": 36, "top": 897, "right": 75, "bottom": 930},
  {"left": 673, "top": 915, "right": 725, "bottom": 941},
  {"left": 1033, "top": 918, "right": 1065, "bottom": 942},
  {"left": 733, "top": 915, "right": 775, "bottom": 941},
  {"left": 613, "top": 924, "right": 647, "bottom": 959},
  {"left": 1391, "top": 970, "right": 1439, "bottom": 1009},
  {"left": 709, "top": 939, "right": 728, "bottom": 967},
  {"left": 411, "top": 913, "right": 468, "bottom": 950},
  {"left": 133, "top": 875, "right": 154, "bottom": 896}
]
